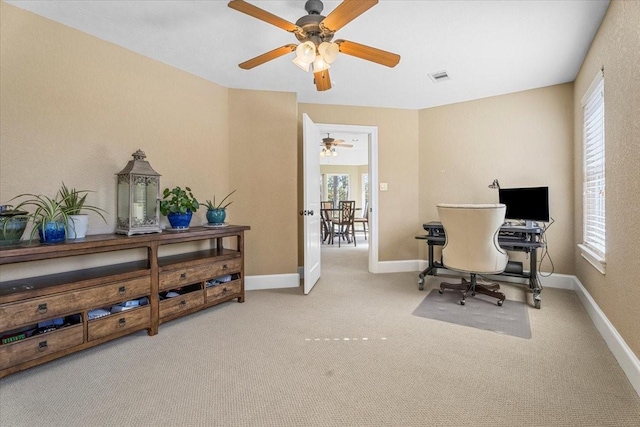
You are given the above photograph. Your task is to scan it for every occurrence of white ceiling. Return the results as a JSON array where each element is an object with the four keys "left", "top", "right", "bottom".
[{"left": 6, "top": 0, "right": 609, "bottom": 110}]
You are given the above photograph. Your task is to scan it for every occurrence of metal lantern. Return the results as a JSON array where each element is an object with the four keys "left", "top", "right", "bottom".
[{"left": 115, "top": 149, "right": 162, "bottom": 236}]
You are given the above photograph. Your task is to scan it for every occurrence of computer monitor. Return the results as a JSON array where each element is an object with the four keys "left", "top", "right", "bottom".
[{"left": 498, "top": 186, "right": 550, "bottom": 226}]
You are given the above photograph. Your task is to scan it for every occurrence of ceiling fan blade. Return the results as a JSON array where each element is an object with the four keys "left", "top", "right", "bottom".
[
  {"left": 338, "top": 143, "right": 354, "bottom": 148},
  {"left": 335, "top": 39, "right": 400, "bottom": 68},
  {"left": 314, "top": 69, "right": 332, "bottom": 91},
  {"left": 238, "top": 44, "right": 297, "bottom": 70},
  {"left": 321, "top": 0, "right": 378, "bottom": 32},
  {"left": 228, "top": 0, "right": 300, "bottom": 33}
]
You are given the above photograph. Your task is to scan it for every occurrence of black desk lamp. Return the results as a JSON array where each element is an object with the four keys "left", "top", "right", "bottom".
[{"left": 488, "top": 179, "right": 500, "bottom": 189}]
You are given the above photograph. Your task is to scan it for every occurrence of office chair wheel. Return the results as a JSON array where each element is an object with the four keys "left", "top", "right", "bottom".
[
  {"left": 459, "top": 299, "right": 466, "bottom": 305},
  {"left": 438, "top": 289, "right": 444, "bottom": 294},
  {"left": 497, "top": 300, "right": 503, "bottom": 306}
]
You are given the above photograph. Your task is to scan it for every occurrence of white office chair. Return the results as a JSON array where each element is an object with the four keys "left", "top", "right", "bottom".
[{"left": 437, "top": 203, "right": 509, "bottom": 306}]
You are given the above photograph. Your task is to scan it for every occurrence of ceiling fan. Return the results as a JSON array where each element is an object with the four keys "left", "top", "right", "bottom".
[
  {"left": 228, "top": 0, "right": 401, "bottom": 92},
  {"left": 320, "top": 133, "right": 353, "bottom": 157}
]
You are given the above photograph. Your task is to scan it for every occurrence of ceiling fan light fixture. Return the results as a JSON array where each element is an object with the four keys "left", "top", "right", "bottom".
[
  {"left": 296, "top": 41, "right": 316, "bottom": 61},
  {"left": 312, "top": 55, "right": 330, "bottom": 72},
  {"left": 332, "top": 148, "right": 337, "bottom": 157},
  {"left": 318, "top": 41, "right": 339, "bottom": 64},
  {"left": 292, "top": 56, "right": 312, "bottom": 72}
]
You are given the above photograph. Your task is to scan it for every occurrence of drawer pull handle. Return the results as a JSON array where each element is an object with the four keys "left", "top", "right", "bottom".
[
  {"left": 38, "top": 341, "right": 48, "bottom": 352},
  {"left": 117, "top": 318, "right": 126, "bottom": 327},
  {"left": 37, "top": 303, "right": 48, "bottom": 314},
  {"left": 180, "top": 273, "right": 187, "bottom": 279},
  {"left": 222, "top": 287, "right": 228, "bottom": 294},
  {"left": 118, "top": 286, "right": 126, "bottom": 295},
  {"left": 222, "top": 264, "right": 228, "bottom": 270},
  {"left": 180, "top": 300, "right": 186, "bottom": 306}
]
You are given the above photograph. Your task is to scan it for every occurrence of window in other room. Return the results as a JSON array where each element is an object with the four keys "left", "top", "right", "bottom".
[
  {"left": 327, "top": 174, "right": 350, "bottom": 206},
  {"left": 361, "top": 173, "right": 369, "bottom": 213}
]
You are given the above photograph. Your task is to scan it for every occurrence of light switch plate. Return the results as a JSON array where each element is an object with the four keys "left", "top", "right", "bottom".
[{"left": 380, "top": 183, "right": 388, "bottom": 191}]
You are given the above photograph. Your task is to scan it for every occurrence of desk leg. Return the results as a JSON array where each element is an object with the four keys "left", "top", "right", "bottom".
[
  {"left": 530, "top": 248, "right": 542, "bottom": 309},
  {"left": 418, "top": 243, "right": 436, "bottom": 290}
]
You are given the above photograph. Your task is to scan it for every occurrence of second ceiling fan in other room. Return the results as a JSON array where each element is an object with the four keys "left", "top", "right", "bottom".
[
  {"left": 320, "top": 134, "right": 353, "bottom": 157},
  {"left": 228, "top": 0, "right": 401, "bottom": 91}
]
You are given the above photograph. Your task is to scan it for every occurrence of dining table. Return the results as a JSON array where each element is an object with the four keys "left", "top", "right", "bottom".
[{"left": 320, "top": 207, "right": 362, "bottom": 244}]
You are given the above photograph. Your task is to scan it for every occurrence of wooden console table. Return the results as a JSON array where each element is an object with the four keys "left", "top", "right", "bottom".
[{"left": 0, "top": 225, "right": 250, "bottom": 378}]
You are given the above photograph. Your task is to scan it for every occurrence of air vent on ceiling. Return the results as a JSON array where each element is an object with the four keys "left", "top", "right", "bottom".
[{"left": 428, "top": 70, "right": 451, "bottom": 83}]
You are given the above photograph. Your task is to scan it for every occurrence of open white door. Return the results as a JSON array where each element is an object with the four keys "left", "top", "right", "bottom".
[{"left": 303, "top": 114, "right": 322, "bottom": 294}]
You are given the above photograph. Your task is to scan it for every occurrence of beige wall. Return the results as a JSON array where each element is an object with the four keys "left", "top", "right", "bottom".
[
  {"left": 573, "top": 0, "right": 640, "bottom": 357},
  {"left": 228, "top": 89, "right": 298, "bottom": 276},
  {"left": 0, "top": 4, "right": 297, "bottom": 280},
  {"left": 418, "top": 84, "right": 575, "bottom": 275},
  {"left": 299, "top": 104, "right": 420, "bottom": 263},
  {"left": 0, "top": 3, "right": 228, "bottom": 232}
]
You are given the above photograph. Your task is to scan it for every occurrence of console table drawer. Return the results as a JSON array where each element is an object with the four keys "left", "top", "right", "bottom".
[
  {"left": 81, "top": 277, "right": 150, "bottom": 310},
  {"left": 0, "top": 276, "right": 150, "bottom": 330},
  {"left": 159, "top": 292, "right": 204, "bottom": 319},
  {"left": 206, "top": 280, "right": 241, "bottom": 303},
  {"left": 159, "top": 258, "right": 242, "bottom": 291},
  {"left": 88, "top": 306, "right": 150, "bottom": 341},
  {"left": 0, "top": 324, "right": 83, "bottom": 370}
]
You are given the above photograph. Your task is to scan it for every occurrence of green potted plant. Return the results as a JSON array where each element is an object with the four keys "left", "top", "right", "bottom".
[
  {"left": 0, "top": 205, "right": 29, "bottom": 246},
  {"left": 159, "top": 186, "right": 200, "bottom": 229},
  {"left": 205, "top": 189, "right": 236, "bottom": 225},
  {"left": 11, "top": 193, "right": 72, "bottom": 244},
  {"left": 59, "top": 182, "right": 107, "bottom": 239}
]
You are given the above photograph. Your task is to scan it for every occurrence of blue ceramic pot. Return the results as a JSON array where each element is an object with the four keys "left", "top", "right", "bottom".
[
  {"left": 167, "top": 211, "right": 193, "bottom": 229},
  {"left": 206, "top": 209, "right": 226, "bottom": 225},
  {"left": 38, "top": 221, "right": 66, "bottom": 244}
]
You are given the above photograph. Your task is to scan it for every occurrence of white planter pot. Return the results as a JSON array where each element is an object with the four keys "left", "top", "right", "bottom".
[{"left": 67, "top": 214, "right": 89, "bottom": 239}]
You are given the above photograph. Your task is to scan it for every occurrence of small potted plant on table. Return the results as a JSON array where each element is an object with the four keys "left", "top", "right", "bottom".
[
  {"left": 59, "top": 182, "right": 107, "bottom": 239},
  {"left": 160, "top": 186, "right": 200, "bottom": 230},
  {"left": 11, "top": 193, "right": 71, "bottom": 244},
  {"left": 0, "top": 205, "right": 29, "bottom": 246},
  {"left": 205, "top": 190, "right": 236, "bottom": 225}
]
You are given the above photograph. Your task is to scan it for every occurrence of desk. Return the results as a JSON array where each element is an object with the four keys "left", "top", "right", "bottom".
[{"left": 416, "top": 221, "right": 545, "bottom": 308}]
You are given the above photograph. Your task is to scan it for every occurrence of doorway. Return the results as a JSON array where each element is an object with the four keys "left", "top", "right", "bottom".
[{"left": 315, "top": 123, "right": 378, "bottom": 272}]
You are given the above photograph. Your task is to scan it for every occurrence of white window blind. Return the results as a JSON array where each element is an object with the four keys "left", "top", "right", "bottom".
[{"left": 581, "top": 70, "right": 605, "bottom": 262}]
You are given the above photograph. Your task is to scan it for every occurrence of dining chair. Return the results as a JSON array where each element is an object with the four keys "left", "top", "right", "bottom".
[
  {"left": 353, "top": 201, "right": 369, "bottom": 240},
  {"left": 331, "top": 200, "right": 356, "bottom": 247},
  {"left": 320, "top": 201, "right": 334, "bottom": 243}
]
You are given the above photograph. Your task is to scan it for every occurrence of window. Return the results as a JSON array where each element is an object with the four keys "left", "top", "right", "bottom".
[
  {"left": 361, "top": 173, "right": 369, "bottom": 211},
  {"left": 579, "top": 69, "right": 606, "bottom": 274},
  {"left": 326, "top": 174, "right": 350, "bottom": 206}
]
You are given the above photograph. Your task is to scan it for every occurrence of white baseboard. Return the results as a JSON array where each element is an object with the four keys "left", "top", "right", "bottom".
[
  {"left": 377, "top": 260, "right": 423, "bottom": 273},
  {"left": 415, "top": 260, "right": 575, "bottom": 289},
  {"left": 245, "top": 273, "right": 299, "bottom": 291},
  {"left": 571, "top": 276, "right": 640, "bottom": 397}
]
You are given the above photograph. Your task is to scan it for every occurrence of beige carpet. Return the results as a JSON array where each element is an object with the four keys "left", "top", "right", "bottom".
[{"left": 1, "top": 239, "right": 639, "bottom": 426}]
